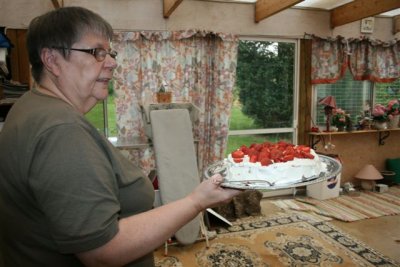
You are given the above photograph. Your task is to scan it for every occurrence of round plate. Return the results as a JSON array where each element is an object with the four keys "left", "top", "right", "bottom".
[{"left": 204, "top": 155, "right": 342, "bottom": 190}]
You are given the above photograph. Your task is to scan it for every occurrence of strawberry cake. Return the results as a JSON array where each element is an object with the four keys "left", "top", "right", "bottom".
[{"left": 225, "top": 141, "right": 327, "bottom": 186}]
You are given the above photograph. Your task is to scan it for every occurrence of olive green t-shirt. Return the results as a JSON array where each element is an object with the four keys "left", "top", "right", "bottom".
[{"left": 0, "top": 89, "right": 155, "bottom": 266}]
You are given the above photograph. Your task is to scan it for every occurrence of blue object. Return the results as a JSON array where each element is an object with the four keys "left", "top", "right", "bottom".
[{"left": 0, "top": 32, "right": 13, "bottom": 48}]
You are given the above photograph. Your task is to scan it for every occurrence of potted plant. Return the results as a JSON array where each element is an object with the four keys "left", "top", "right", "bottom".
[
  {"left": 332, "top": 108, "right": 348, "bottom": 131},
  {"left": 372, "top": 104, "right": 388, "bottom": 130},
  {"left": 387, "top": 99, "right": 400, "bottom": 128},
  {"left": 156, "top": 82, "right": 172, "bottom": 103}
]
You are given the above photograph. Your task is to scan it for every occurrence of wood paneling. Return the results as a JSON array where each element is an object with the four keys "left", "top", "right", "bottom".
[
  {"left": 297, "top": 39, "right": 312, "bottom": 146},
  {"left": 163, "top": 0, "right": 183, "bottom": 18},
  {"left": 7, "top": 29, "right": 30, "bottom": 87},
  {"left": 255, "top": 0, "right": 304, "bottom": 23}
]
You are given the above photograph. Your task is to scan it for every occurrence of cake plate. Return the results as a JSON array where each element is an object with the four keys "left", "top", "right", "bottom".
[{"left": 204, "top": 155, "right": 342, "bottom": 190}]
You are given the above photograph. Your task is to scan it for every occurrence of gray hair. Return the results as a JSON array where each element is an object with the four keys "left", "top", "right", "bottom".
[{"left": 27, "top": 6, "right": 114, "bottom": 82}]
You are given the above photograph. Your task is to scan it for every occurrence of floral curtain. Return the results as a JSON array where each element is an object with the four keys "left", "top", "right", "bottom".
[
  {"left": 311, "top": 35, "right": 348, "bottom": 84},
  {"left": 311, "top": 35, "right": 400, "bottom": 84},
  {"left": 112, "top": 30, "right": 238, "bottom": 175},
  {"left": 349, "top": 38, "right": 400, "bottom": 82}
]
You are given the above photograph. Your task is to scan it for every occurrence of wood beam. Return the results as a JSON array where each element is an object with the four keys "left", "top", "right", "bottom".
[
  {"left": 331, "top": 0, "right": 400, "bottom": 28},
  {"left": 255, "top": 0, "right": 304, "bottom": 23},
  {"left": 163, "top": 0, "right": 183, "bottom": 18},
  {"left": 51, "top": 0, "right": 60, "bottom": 9}
]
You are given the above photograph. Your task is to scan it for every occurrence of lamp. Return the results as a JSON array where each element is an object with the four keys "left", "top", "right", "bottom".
[
  {"left": 318, "top": 96, "right": 337, "bottom": 132},
  {"left": 354, "top": 164, "right": 383, "bottom": 191}
]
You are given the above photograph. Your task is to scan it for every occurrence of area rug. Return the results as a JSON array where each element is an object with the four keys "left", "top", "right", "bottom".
[
  {"left": 153, "top": 214, "right": 399, "bottom": 266},
  {"left": 272, "top": 186, "right": 400, "bottom": 222}
]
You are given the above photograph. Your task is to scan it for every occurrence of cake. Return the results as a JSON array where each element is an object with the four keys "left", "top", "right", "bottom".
[{"left": 224, "top": 141, "right": 327, "bottom": 186}]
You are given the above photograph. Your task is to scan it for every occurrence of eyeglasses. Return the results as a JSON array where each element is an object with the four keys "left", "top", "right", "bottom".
[{"left": 53, "top": 47, "right": 118, "bottom": 62}]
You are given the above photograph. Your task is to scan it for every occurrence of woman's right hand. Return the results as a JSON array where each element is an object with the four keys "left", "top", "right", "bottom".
[{"left": 187, "top": 174, "right": 242, "bottom": 212}]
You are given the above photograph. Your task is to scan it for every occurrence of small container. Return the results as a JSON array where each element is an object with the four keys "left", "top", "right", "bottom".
[
  {"left": 156, "top": 92, "right": 172, "bottom": 103},
  {"left": 381, "top": 170, "right": 396, "bottom": 186}
]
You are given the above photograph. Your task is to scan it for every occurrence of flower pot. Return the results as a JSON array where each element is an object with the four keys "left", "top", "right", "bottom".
[
  {"left": 156, "top": 92, "right": 172, "bottom": 103},
  {"left": 373, "top": 121, "right": 388, "bottom": 130},
  {"left": 337, "top": 125, "right": 345, "bottom": 132},
  {"left": 388, "top": 115, "right": 399, "bottom": 129}
]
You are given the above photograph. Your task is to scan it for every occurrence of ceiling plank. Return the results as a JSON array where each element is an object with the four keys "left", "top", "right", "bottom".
[
  {"left": 163, "top": 0, "right": 184, "bottom": 18},
  {"left": 331, "top": 0, "right": 400, "bottom": 28},
  {"left": 255, "top": 0, "right": 304, "bottom": 23},
  {"left": 51, "top": 0, "right": 60, "bottom": 9}
]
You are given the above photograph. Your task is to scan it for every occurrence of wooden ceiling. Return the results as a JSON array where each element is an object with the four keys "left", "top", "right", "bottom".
[{"left": 163, "top": 0, "right": 400, "bottom": 28}]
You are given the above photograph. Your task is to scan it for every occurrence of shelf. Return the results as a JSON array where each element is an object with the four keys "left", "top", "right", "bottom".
[{"left": 309, "top": 128, "right": 400, "bottom": 148}]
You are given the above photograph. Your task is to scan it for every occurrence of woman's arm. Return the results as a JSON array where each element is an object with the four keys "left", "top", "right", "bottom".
[{"left": 76, "top": 175, "right": 240, "bottom": 267}]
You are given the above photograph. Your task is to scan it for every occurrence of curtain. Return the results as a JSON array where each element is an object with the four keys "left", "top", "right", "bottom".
[
  {"left": 311, "top": 35, "right": 348, "bottom": 84},
  {"left": 349, "top": 38, "right": 400, "bottom": 83},
  {"left": 112, "top": 30, "right": 238, "bottom": 175},
  {"left": 311, "top": 35, "right": 400, "bottom": 84}
]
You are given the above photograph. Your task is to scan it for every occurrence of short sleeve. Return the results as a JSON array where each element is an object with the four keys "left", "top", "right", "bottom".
[{"left": 28, "top": 123, "right": 120, "bottom": 253}]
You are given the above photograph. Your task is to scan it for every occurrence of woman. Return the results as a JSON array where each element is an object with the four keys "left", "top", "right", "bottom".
[{"left": 0, "top": 6, "right": 240, "bottom": 267}]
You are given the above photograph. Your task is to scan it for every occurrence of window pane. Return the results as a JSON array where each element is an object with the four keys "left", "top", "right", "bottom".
[
  {"left": 227, "top": 39, "right": 296, "bottom": 155},
  {"left": 234, "top": 40, "right": 295, "bottom": 129},
  {"left": 226, "top": 133, "right": 293, "bottom": 156},
  {"left": 315, "top": 70, "right": 372, "bottom": 126},
  {"left": 375, "top": 79, "right": 400, "bottom": 106},
  {"left": 85, "top": 101, "right": 105, "bottom": 135},
  {"left": 107, "top": 95, "right": 117, "bottom": 137}
]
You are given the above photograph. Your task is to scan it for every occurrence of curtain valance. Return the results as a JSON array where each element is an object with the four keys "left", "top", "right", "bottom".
[
  {"left": 113, "top": 30, "right": 238, "bottom": 42},
  {"left": 311, "top": 34, "right": 400, "bottom": 84}
]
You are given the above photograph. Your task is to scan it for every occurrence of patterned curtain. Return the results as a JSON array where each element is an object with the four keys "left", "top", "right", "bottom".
[
  {"left": 349, "top": 38, "right": 400, "bottom": 83},
  {"left": 311, "top": 35, "right": 348, "bottom": 84},
  {"left": 311, "top": 35, "right": 400, "bottom": 84},
  {"left": 112, "top": 30, "right": 238, "bottom": 175}
]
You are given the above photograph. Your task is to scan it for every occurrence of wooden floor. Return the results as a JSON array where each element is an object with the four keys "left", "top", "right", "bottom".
[{"left": 260, "top": 197, "right": 400, "bottom": 263}]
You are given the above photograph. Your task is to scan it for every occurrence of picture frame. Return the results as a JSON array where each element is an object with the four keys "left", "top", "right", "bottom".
[{"left": 360, "top": 17, "right": 374, "bottom": 33}]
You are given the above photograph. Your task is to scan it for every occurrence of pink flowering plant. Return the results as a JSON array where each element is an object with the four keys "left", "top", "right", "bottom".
[
  {"left": 386, "top": 99, "right": 400, "bottom": 119},
  {"left": 372, "top": 104, "right": 388, "bottom": 122},
  {"left": 332, "top": 108, "right": 348, "bottom": 127}
]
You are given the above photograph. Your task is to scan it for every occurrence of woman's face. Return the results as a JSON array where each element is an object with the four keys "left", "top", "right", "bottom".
[{"left": 56, "top": 33, "right": 117, "bottom": 113}]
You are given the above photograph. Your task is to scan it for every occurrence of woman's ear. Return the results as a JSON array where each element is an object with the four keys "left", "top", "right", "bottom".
[{"left": 40, "top": 48, "right": 61, "bottom": 77}]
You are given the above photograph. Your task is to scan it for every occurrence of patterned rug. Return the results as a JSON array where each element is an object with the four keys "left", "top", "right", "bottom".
[
  {"left": 272, "top": 186, "right": 400, "bottom": 222},
  {"left": 153, "top": 214, "right": 399, "bottom": 266}
]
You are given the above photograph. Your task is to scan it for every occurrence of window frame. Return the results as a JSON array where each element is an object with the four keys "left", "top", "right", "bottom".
[{"left": 228, "top": 36, "right": 300, "bottom": 144}]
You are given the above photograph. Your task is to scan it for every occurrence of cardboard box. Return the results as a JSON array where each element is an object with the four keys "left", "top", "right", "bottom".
[{"left": 306, "top": 173, "right": 341, "bottom": 200}]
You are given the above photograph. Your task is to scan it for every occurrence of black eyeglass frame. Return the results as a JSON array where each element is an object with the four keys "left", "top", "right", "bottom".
[{"left": 52, "top": 47, "right": 118, "bottom": 62}]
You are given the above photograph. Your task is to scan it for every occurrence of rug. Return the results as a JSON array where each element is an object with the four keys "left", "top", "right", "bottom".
[
  {"left": 153, "top": 214, "right": 399, "bottom": 266},
  {"left": 272, "top": 186, "right": 400, "bottom": 222}
]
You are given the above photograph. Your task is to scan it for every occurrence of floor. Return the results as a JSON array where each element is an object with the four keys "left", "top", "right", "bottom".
[{"left": 259, "top": 197, "right": 400, "bottom": 263}]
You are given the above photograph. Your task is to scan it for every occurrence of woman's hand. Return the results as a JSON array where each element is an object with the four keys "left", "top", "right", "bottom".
[{"left": 187, "top": 174, "right": 242, "bottom": 212}]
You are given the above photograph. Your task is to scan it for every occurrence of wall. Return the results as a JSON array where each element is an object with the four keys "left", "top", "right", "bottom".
[
  {"left": 0, "top": 0, "right": 395, "bottom": 41},
  {"left": 313, "top": 131, "right": 400, "bottom": 184}
]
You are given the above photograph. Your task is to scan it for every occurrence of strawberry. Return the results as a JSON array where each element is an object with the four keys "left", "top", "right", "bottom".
[
  {"left": 249, "top": 154, "right": 258, "bottom": 163},
  {"left": 233, "top": 157, "right": 243, "bottom": 163},
  {"left": 260, "top": 158, "right": 272, "bottom": 166},
  {"left": 231, "top": 149, "right": 245, "bottom": 159}
]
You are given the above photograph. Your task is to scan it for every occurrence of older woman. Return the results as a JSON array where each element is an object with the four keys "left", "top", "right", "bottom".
[{"left": 0, "top": 6, "right": 240, "bottom": 267}]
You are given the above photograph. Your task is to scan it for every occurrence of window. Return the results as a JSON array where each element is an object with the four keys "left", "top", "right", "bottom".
[
  {"left": 314, "top": 70, "right": 400, "bottom": 129},
  {"left": 85, "top": 84, "right": 117, "bottom": 137},
  {"left": 226, "top": 38, "right": 299, "bottom": 155},
  {"left": 314, "top": 70, "right": 372, "bottom": 126}
]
